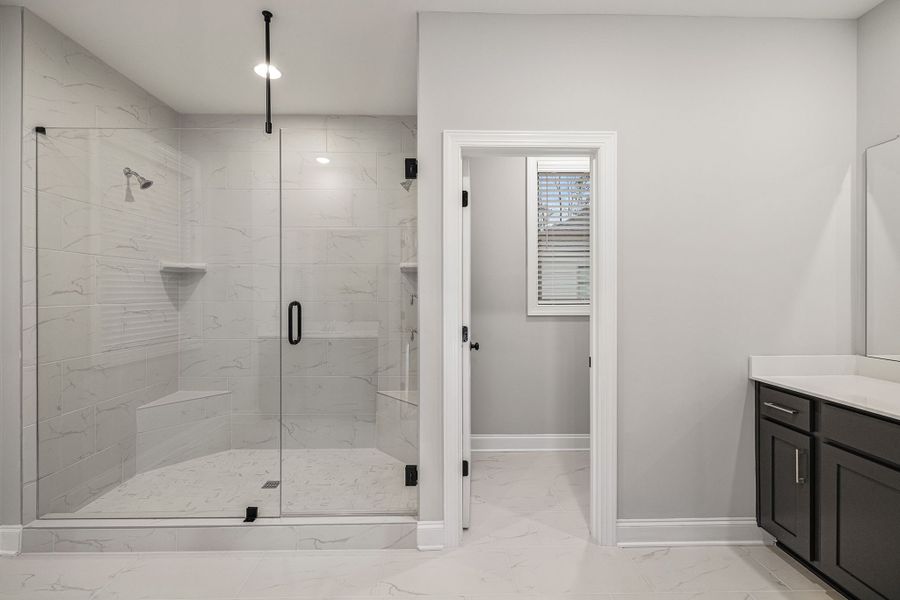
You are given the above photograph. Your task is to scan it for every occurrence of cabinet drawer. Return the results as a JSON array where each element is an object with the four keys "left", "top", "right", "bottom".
[
  {"left": 820, "top": 403, "right": 900, "bottom": 467},
  {"left": 758, "top": 386, "right": 812, "bottom": 432}
]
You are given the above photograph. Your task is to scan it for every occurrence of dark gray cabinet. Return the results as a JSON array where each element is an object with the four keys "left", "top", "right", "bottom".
[
  {"left": 758, "top": 418, "right": 811, "bottom": 561},
  {"left": 819, "top": 443, "right": 900, "bottom": 599},
  {"left": 755, "top": 383, "right": 900, "bottom": 600}
]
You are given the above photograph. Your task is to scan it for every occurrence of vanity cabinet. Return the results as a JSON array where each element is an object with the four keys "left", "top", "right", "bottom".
[
  {"left": 756, "top": 383, "right": 900, "bottom": 600},
  {"left": 757, "top": 418, "right": 811, "bottom": 561}
]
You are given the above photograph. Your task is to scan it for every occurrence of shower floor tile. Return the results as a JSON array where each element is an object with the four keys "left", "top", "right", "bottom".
[{"left": 69, "top": 448, "right": 416, "bottom": 518}]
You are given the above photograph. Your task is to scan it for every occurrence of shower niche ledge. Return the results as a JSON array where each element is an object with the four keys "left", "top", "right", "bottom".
[{"left": 159, "top": 260, "right": 208, "bottom": 274}]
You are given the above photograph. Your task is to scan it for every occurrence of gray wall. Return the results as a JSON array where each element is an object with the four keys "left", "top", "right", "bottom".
[
  {"left": 857, "top": 0, "right": 900, "bottom": 356},
  {"left": 469, "top": 156, "right": 588, "bottom": 435},
  {"left": 418, "top": 13, "right": 857, "bottom": 522},
  {"left": 858, "top": 0, "right": 900, "bottom": 151}
]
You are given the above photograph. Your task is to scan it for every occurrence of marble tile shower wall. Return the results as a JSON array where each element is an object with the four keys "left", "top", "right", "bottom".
[
  {"left": 177, "top": 114, "right": 418, "bottom": 454},
  {"left": 20, "top": 11, "right": 180, "bottom": 520}
]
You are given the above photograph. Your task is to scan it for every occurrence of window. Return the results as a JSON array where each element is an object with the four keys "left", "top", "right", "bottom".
[{"left": 526, "top": 157, "right": 591, "bottom": 316}]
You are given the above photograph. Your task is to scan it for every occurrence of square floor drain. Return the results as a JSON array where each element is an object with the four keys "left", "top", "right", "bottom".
[{"left": 261, "top": 480, "right": 280, "bottom": 489}]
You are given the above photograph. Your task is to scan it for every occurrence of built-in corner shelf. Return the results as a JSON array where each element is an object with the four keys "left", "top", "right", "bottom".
[
  {"left": 399, "top": 262, "right": 418, "bottom": 274},
  {"left": 159, "top": 260, "right": 207, "bottom": 274}
]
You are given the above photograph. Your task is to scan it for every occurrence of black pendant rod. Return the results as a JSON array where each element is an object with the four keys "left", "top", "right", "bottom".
[{"left": 263, "top": 10, "right": 273, "bottom": 134}]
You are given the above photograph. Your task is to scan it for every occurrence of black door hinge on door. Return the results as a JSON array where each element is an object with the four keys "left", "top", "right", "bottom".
[
  {"left": 462, "top": 326, "right": 469, "bottom": 343},
  {"left": 462, "top": 460, "right": 469, "bottom": 477},
  {"left": 462, "top": 190, "right": 469, "bottom": 207}
]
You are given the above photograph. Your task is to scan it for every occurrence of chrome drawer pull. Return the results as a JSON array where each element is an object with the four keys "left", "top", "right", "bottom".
[
  {"left": 764, "top": 401, "right": 799, "bottom": 416},
  {"left": 795, "top": 449, "right": 806, "bottom": 484}
]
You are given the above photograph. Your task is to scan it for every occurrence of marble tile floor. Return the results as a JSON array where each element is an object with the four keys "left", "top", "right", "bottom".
[
  {"left": 69, "top": 448, "right": 417, "bottom": 518},
  {"left": 2, "top": 451, "right": 845, "bottom": 599}
]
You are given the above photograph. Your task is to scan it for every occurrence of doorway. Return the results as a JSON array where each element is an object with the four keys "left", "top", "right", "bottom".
[
  {"left": 441, "top": 131, "right": 618, "bottom": 547},
  {"left": 463, "top": 154, "right": 591, "bottom": 537}
]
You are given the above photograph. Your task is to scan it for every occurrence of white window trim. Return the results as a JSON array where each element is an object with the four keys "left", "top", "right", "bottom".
[{"left": 526, "top": 156, "right": 591, "bottom": 316}]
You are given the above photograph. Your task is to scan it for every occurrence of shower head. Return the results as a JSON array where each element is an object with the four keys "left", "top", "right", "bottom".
[{"left": 123, "top": 167, "right": 153, "bottom": 190}]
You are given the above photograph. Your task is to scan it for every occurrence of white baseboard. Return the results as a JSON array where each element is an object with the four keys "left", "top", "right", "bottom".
[
  {"left": 416, "top": 520, "right": 444, "bottom": 551},
  {"left": 616, "top": 518, "right": 774, "bottom": 547},
  {"left": 471, "top": 434, "right": 589, "bottom": 452},
  {"left": 0, "top": 526, "right": 22, "bottom": 555}
]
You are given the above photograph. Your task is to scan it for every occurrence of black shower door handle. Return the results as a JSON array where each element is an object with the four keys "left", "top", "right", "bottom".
[{"left": 288, "top": 301, "right": 301, "bottom": 345}]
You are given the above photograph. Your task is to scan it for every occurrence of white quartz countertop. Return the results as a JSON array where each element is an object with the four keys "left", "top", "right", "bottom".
[
  {"left": 752, "top": 374, "right": 900, "bottom": 422},
  {"left": 749, "top": 355, "right": 900, "bottom": 422}
]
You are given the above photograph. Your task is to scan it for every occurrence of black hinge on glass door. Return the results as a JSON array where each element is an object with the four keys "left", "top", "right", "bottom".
[
  {"left": 462, "top": 190, "right": 469, "bottom": 207},
  {"left": 405, "top": 465, "right": 418, "bottom": 486},
  {"left": 462, "top": 460, "right": 469, "bottom": 477},
  {"left": 288, "top": 301, "right": 302, "bottom": 345},
  {"left": 462, "top": 326, "right": 469, "bottom": 343}
]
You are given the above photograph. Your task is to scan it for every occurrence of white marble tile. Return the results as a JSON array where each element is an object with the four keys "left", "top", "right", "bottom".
[
  {"left": 91, "top": 553, "right": 261, "bottom": 599},
  {"left": 240, "top": 551, "right": 385, "bottom": 596},
  {"left": 281, "top": 152, "right": 377, "bottom": 190},
  {"left": 327, "top": 128, "right": 405, "bottom": 153},
  {"left": 38, "top": 408, "right": 95, "bottom": 477},
  {"left": 281, "top": 376, "right": 376, "bottom": 415},
  {"left": 376, "top": 393, "right": 418, "bottom": 464},
  {"left": 280, "top": 414, "right": 375, "bottom": 449},
  {"left": 379, "top": 547, "right": 521, "bottom": 596},
  {"left": 60, "top": 348, "right": 148, "bottom": 413},
  {"left": 0, "top": 553, "right": 136, "bottom": 599},
  {"left": 50, "top": 528, "right": 177, "bottom": 553},
  {"left": 281, "top": 189, "right": 357, "bottom": 227},
  {"left": 327, "top": 229, "right": 393, "bottom": 263},
  {"left": 628, "top": 546, "right": 787, "bottom": 593},
  {"left": 281, "top": 228, "right": 328, "bottom": 264},
  {"left": 37, "top": 250, "right": 95, "bottom": 306},
  {"left": 180, "top": 340, "right": 252, "bottom": 378},
  {"left": 740, "top": 546, "right": 829, "bottom": 591}
]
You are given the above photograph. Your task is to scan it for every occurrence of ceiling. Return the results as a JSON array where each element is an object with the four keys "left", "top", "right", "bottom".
[{"left": 18, "top": 0, "right": 885, "bottom": 116}]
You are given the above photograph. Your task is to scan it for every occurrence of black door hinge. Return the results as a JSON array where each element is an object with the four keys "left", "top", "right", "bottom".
[
  {"left": 405, "top": 464, "right": 418, "bottom": 486},
  {"left": 462, "top": 190, "right": 469, "bottom": 207},
  {"left": 588, "top": 356, "right": 592, "bottom": 367},
  {"left": 462, "top": 460, "right": 469, "bottom": 477},
  {"left": 462, "top": 325, "right": 469, "bottom": 343}
]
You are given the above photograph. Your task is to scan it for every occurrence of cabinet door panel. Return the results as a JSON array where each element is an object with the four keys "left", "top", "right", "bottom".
[
  {"left": 758, "top": 418, "right": 812, "bottom": 561},
  {"left": 820, "top": 443, "right": 900, "bottom": 600}
]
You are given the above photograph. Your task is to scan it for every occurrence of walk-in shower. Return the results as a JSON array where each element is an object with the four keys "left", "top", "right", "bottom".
[{"left": 28, "top": 120, "right": 419, "bottom": 520}]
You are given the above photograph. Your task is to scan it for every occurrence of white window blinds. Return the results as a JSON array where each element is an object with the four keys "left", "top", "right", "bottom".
[{"left": 526, "top": 157, "right": 591, "bottom": 316}]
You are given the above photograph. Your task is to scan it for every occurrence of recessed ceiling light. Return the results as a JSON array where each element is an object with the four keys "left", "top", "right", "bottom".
[
  {"left": 254, "top": 63, "right": 282, "bottom": 79},
  {"left": 316, "top": 157, "right": 331, "bottom": 165}
]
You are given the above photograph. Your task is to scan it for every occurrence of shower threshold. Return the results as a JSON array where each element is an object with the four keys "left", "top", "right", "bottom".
[{"left": 43, "top": 448, "right": 417, "bottom": 520}]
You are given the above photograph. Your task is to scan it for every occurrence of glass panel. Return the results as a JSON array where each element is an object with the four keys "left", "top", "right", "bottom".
[
  {"left": 33, "top": 128, "right": 281, "bottom": 518},
  {"left": 280, "top": 123, "right": 419, "bottom": 515}
]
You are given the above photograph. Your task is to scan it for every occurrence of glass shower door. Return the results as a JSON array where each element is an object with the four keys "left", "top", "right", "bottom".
[
  {"left": 279, "top": 125, "right": 419, "bottom": 515},
  {"left": 31, "top": 127, "right": 281, "bottom": 519}
]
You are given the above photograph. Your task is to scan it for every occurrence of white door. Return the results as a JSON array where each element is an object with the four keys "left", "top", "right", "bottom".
[{"left": 461, "top": 158, "right": 473, "bottom": 529}]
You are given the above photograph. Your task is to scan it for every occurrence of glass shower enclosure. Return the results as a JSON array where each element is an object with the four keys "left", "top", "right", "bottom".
[{"left": 29, "top": 125, "right": 418, "bottom": 520}]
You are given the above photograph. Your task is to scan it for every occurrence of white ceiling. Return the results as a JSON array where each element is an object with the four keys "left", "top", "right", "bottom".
[{"left": 18, "top": 0, "right": 884, "bottom": 116}]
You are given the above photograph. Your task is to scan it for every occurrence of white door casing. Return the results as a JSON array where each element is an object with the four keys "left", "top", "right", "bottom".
[{"left": 441, "top": 131, "right": 618, "bottom": 547}]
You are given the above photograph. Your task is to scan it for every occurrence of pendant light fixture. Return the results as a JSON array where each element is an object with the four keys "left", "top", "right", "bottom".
[{"left": 262, "top": 10, "right": 274, "bottom": 134}]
